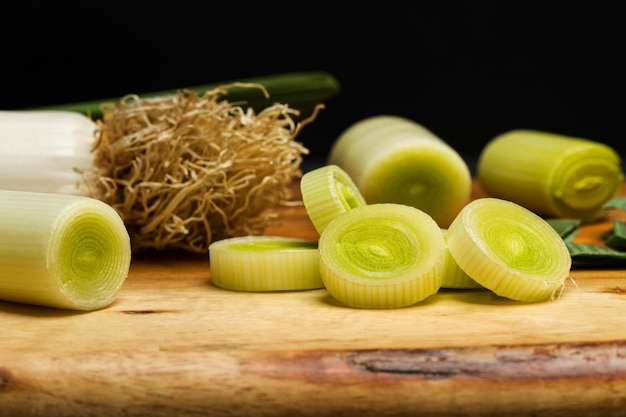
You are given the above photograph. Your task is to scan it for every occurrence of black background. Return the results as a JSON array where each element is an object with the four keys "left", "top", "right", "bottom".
[{"left": 2, "top": 3, "right": 623, "bottom": 173}]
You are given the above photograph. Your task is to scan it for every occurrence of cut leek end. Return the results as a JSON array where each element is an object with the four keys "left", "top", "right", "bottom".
[
  {"left": 50, "top": 197, "right": 132, "bottom": 310},
  {"left": 441, "top": 229, "right": 483, "bottom": 290},
  {"left": 318, "top": 204, "right": 445, "bottom": 309},
  {"left": 447, "top": 198, "right": 571, "bottom": 302},
  {"left": 209, "top": 236, "right": 323, "bottom": 292},
  {"left": 300, "top": 164, "right": 367, "bottom": 235}
]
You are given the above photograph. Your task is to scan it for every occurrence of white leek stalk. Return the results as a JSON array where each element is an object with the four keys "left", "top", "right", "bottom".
[
  {"left": 0, "top": 110, "right": 96, "bottom": 196},
  {"left": 0, "top": 190, "right": 131, "bottom": 310},
  {"left": 447, "top": 198, "right": 572, "bottom": 302},
  {"left": 300, "top": 164, "right": 367, "bottom": 235},
  {"left": 318, "top": 203, "right": 445, "bottom": 309},
  {"left": 327, "top": 115, "right": 472, "bottom": 228},
  {"left": 477, "top": 129, "right": 624, "bottom": 221},
  {"left": 209, "top": 236, "right": 323, "bottom": 291}
]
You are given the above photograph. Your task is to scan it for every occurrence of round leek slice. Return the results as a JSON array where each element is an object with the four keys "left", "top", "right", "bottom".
[
  {"left": 441, "top": 229, "right": 483, "bottom": 289},
  {"left": 209, "top": 236, "right": 323, "bottom": 292},
  {"left": 477, "top": 129, "right": 624, "bottom": 221},
  {"left": 300, "top": 164, "right": 367, "bottom": 235},
  {"left": 318, "top": 203, "right": 445, "bottom": 309},
  {"left": 447, "top": 198, "right": 572, "bottom": 302}
]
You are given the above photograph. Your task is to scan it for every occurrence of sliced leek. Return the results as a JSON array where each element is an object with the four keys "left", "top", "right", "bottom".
[
  {"left": 327, "top": 115, "right": 472, "bottom": 228},
  {"left": 318, "top": 203, "right": 445, "bottom": 309},
  {"left": 441, "top": 229, "right": 483, "bottom": 289},
  {"left": 447, "top": 198, "right": 572, "bottom": 302},
  {"left": 477, "top": 129, "right": 624, "bottom": 221},
  {"left": 209, "top": 236, "right": 323, "bottom": 291},
  {"left": 300, "top": 164, "right": 367, "bottom": 235},
  {"left": 0, "top": 190, "right": 131, "bottom": 310}
]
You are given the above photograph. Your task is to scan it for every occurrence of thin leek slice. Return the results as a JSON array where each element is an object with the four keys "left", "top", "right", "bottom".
[
  {"left": 300, "top": 164, "right": 367, "bottom": 235},
  {"left": 447, "top": 198, "right": 572, "bottom": 302},
  {"left": 318, "top": 203, "right": 445, "bottom": 309},
  {"left": 441, "top": 229, "right": 483, "bottom": 289},
  {"left": 0, "top": 190, "right": 131, "bottom": 310},
  {"left": 209, "top": 236, "right": 323, "bottom": 291}
]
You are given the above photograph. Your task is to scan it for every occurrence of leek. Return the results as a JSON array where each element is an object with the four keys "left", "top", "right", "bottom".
[
  {"left": 0, "top": 190, "right": 131, "bottom": 310},
  {"left": 327, "top": 115, "right": 472, "bottom": 228},
  {"left": 477, "top": 129, "right": 624, "bottom": 221},
  {"left": 441, "top": 229, "right": 483, "bottom": 290},
  {"left": 447, "top": 198, "right": 572, "bottom": 302},
  {"left": 209, "top": 236, "right": 323, "bottom": 292},
  {"left": 300, "top": 164, "right": 367, "bottom": 235},
  {"left": 318, "top": 203, "right": 445, "bottom": 309}
]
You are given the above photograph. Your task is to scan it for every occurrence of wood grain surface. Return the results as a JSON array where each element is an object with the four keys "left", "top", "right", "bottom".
[{"left": 1, "top": 181, "right": 626, "bottom": 417}]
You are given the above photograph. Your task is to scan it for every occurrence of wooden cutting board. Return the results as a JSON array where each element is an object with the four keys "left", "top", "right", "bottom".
[{"left": 2, "top": 181, "right": 626, "bottom": 417}]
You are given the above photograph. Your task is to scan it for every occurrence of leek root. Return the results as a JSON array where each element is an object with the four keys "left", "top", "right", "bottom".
[{"left": 0, "top": 190, "right": 131, "bottom": 310}]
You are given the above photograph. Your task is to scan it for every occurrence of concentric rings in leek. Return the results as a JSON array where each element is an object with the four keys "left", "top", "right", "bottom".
[
  {"left": 49, "top": 198, "right": 131, "bottom": 310},
  {"left": 318, "top": 203, "right": 445, "bottom": 309},
  {"left": 447, "top": 198, "right": 572, "bottom": 302}
]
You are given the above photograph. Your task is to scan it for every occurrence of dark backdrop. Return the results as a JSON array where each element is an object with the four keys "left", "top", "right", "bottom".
[{"left": 2, "top": 3, "right": 623, "bottom": 173}]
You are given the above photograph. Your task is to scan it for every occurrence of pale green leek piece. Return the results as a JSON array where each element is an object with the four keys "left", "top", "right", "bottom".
[
  {"left": 477, "top": 129, "right": 624, "bottom": 221},
  {"left": 209, "top": 236, "right": 323, "bottom": 292},
  {"left": 0, "top": 190, "right": 131, "bottom": 310},
  {"left": 318, "top": 203, "right": 445, "bottom": 309},
  {"left": 300, "top": 164, "right": 367, "bottom": 235},
  {"left": 441, "top": 229, "right": 483, "bottom": 290},
  {"left": 327, "top": 115, "right": 472, "bottom": 228},
  {"left": 447, "top": 198, "right": 572, "bottom": 302}
]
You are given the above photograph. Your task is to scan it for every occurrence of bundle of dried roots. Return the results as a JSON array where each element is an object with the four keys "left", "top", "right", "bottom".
[{"left": 85, "top": 83, "right": 319, "bottom": 253}]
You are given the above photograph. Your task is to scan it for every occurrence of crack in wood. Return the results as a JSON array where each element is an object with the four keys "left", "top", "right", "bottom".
[{"left": 347, "top": 341, "right": 626, "bottom": 380}]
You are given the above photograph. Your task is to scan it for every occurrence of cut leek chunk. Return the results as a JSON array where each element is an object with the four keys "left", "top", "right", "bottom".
[
  {"left": 477, "top": 129, "right": 624, "bottom": 221},
  {"left": 209, "top": 236, "right": 323, "bottom": 292},
  {"left": 300, "top": 164, "right": 367, "bottom": 235},
  {"left": 0, "top": 190, "right": 131, "bottom": 310},
  {"left": 327, "top": 115, "right": 472, "bottom": 228},
  {"left": 447, "top": 198, "right": 572, "bottom": 302},
  {"left": 318, "top": 203, "right": 445, "bottom": 309}
]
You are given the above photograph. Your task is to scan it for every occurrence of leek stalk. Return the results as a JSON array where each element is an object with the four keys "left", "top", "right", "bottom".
[
  {"left": 0, "top": 190, "right": 131, "bottom": 310},
  {"left": 477, "top": 129, "right": 624, "bottom": 221},
  {"left": 327, "top": 115, "right": 472, "bottom": 228}
]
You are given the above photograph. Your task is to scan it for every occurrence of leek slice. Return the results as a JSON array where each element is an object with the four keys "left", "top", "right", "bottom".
[
  {"left": 300, "top": 164, "right": 367, "bottom": 235},
  {"left": 441, "top": 229, "right": 483, "bottom": 289},
  {"left": 209, "top": 236, "right": 323, "bottom": 292},
  {"left": 0, "top": 190, "right": 131, "bottom": 310},
  {"left": 327, "top": 115, "right": 472, "bottom": 228},
  {"left": 318, "top": 204, "right": 445, "bottom": 309},
  {"left": 477, "top": 129, "right": 624, "bottom": 221},
  {"left": 447, "top": 198, "right": 572, "bottom": 302}
]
